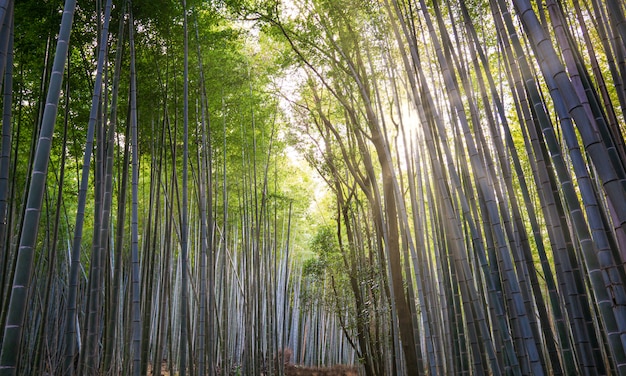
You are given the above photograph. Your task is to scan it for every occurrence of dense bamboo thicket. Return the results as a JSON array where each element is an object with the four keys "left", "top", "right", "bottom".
[{"left": 0, "top": 0, "right": 625, "bottom": 375}]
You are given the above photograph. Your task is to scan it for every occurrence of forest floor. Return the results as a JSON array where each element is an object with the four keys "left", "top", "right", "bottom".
[
  {"left": 283, "top": 364, "right": 358, "bottom": 375},
  {"left": 147, "top": 361, "right": 171, "bottom": 375},
  {"left": 146, "top": 362, "right": 359, "bottom": 376}
]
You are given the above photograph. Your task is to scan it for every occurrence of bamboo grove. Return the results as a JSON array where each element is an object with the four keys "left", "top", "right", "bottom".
[{"left": 0, "top": 0, "right": 625, "bottom": 375}]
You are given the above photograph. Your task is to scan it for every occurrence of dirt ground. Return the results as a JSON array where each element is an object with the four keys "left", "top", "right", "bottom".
[
  {"left": 278, "top": 349, "right": 359, "bottom": 375},
  {"left": 147, "top": 358, "right": 359, "bottom": 376},
  {"left": 283, "top": 364, "right": 359, "bottom": 375},
  {"left": 147, "top": 361, "right": 170, "bottom": 376}
]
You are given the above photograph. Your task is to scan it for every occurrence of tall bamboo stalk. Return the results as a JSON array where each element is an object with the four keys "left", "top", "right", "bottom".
[
  {"left": 179, "top": 0, "right": 190, "bottom": 374},
  {"left": 0, "top": 0, "right": 13, "bottom": 307},
  {"left": 128, "top": 3, "right": 142, "bottom": 374},
  {"left": 0, "top": 0, "right": 75, "bottom": 373}
]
